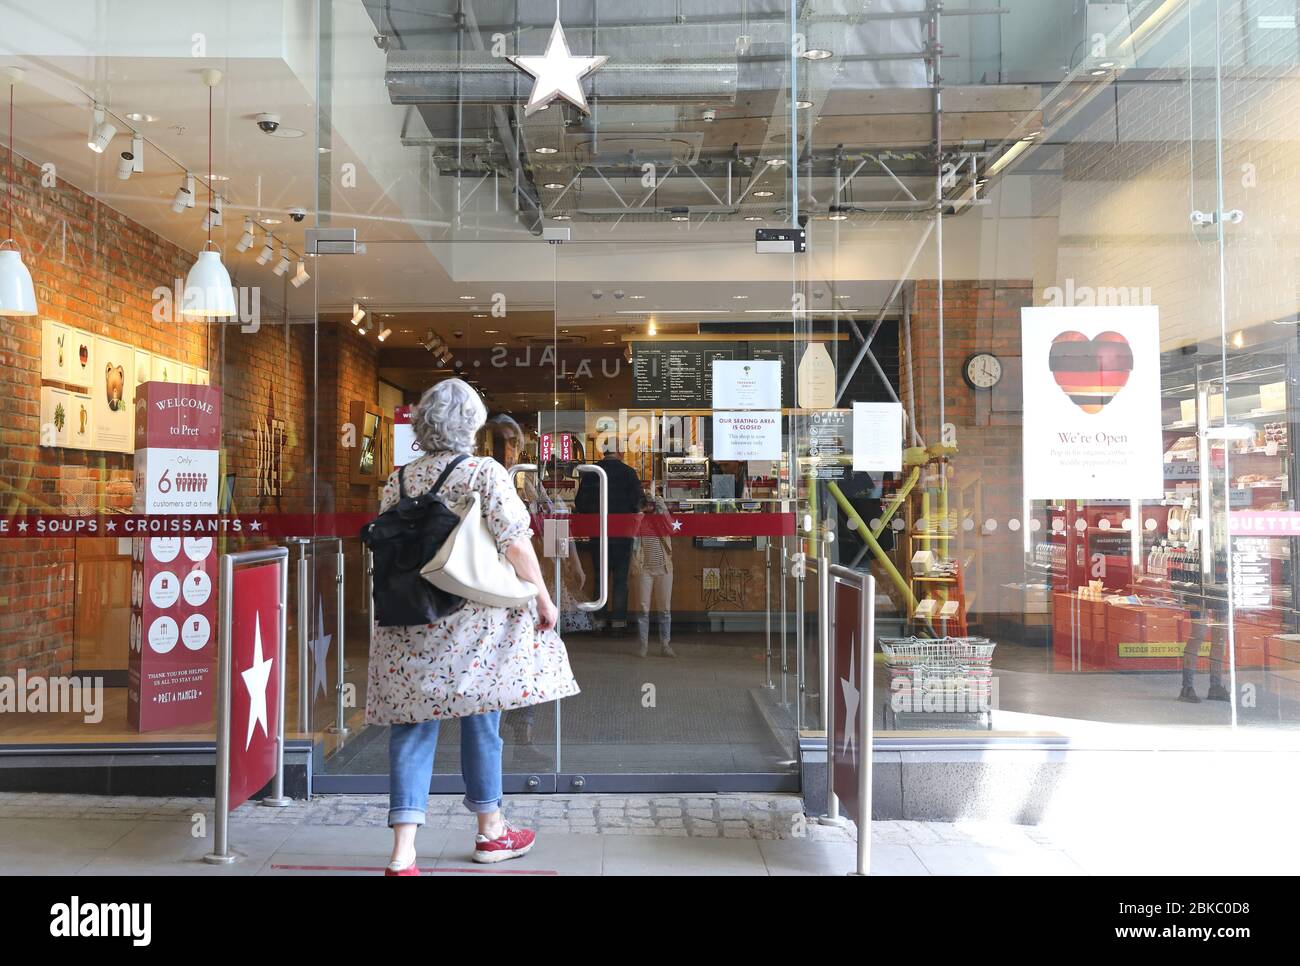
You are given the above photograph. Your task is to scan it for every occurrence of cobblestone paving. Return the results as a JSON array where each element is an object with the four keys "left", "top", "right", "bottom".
[{"left": 0, "top": 792, "right": 1070, "bottom": 849}]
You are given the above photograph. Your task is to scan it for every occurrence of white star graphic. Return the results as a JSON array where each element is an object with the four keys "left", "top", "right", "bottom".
[
  {"left": 839, "top": 639, "right": 860, "bottom": 767},
  {"left": 249, "top": 519, "right": 262, "bottom": 532},
  {"left": 240, "top": 615, "right": 274, "bottom": 751},
  {"left": 17, "top": 520, "right": 27, "bottom": 532},
  {"left": 670, "top": 519, "right": 683, "bottom": 532},
  {"left": 106, "top": 520, "right": 116, "bottom": 532},
  {"left": 310, "top": 598, "right": 332, "bottom": 701},
  {"left": 508, "top": 19, "right": 608, "bottom": 117}
]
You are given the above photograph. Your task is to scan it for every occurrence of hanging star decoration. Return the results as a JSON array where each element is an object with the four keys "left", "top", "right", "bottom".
[{"left": 508, "top": 19, "right": 607, "bottom": 117}]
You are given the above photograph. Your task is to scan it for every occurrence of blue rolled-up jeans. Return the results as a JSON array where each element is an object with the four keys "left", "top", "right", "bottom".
[{"left": 388, "top": 712, "right": 503, "bottom": 826}]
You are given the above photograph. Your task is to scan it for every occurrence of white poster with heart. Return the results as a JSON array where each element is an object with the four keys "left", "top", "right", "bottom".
[{"left": 1021, "top": 305, "right": 1163, "bottom": 500}]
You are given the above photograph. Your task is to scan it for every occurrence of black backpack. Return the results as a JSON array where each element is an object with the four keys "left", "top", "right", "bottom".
[{"left": 360, "top": 455, "right": 468, "bottom": 626}]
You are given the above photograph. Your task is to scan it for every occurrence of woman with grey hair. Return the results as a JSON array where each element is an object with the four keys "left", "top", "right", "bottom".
[{"left": 366, "top": 378, "right": 579, "bottom": 874}]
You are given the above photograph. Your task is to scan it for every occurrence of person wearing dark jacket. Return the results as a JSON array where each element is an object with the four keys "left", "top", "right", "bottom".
[{"left": 575, "top": 443, "right": 642, "bottom": 634}]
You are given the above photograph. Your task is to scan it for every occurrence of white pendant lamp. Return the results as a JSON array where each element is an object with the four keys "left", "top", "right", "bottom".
[
  {"left": 1, "top": 67, "right": 37, "bottom": 316},
  {"left": 180, "top": 69, "right": 235, "bottom": 319}
]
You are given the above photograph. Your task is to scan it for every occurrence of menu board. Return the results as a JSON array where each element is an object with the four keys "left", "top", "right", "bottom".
[
  {"left": 634, "top": 340, "right": 810, "bottom": 408},
  {"left": 633, "top": 341, "right": 741, "bottom": 406}
]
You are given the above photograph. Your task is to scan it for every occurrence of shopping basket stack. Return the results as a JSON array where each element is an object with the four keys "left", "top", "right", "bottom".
[{"left": 879, "top": 636, "right": 997, "bottom": 725}]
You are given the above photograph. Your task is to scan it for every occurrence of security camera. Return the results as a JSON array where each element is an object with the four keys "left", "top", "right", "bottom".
[
  {"left": 613, "top": 290, "right": 626, "bottom": 300},
  {"left": 256, "top": 113, "right": 281, "bottom": 134},
  {"left": 702, "top": 109, "right": 717, "bottom": 123},
  {"left": 288, "top": 207, "right": 307, "bottom": 223},
  {"left": 591, "top": 289, "right": 604, "bottom": 300}
]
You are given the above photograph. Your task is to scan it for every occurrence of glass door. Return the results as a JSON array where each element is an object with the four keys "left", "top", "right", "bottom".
[{"left": 545, "top": 238, "right": 802, "bottom": 790}]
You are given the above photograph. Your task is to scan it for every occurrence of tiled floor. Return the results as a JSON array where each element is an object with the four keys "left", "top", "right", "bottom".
[{"left": 6, "top": 791, "right": 1290, "bottom": 875}]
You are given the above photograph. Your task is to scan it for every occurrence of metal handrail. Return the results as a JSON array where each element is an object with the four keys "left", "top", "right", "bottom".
[{"left": 575, "top": 464, "right": 608, "bottom": 612}]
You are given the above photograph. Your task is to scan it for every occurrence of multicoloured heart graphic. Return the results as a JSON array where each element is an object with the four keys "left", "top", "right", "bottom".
[{"left": 1048, "top": 330, "right": 1133, "bottom": 414}]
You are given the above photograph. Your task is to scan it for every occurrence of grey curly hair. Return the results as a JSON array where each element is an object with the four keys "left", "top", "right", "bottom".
[{"left": 411, "top": 378, "right": 487, "bottom": 455}]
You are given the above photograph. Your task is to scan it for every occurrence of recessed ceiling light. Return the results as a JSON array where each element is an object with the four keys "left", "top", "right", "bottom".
[
  {"left": 802, "top": 48, "right": 833, "bottom": 60},
  {"left": 484, "top": 329, "right": 500, "bottom": 334},
  {"left": 472, "top": 313, "right": 488, "bottom": 318},
  {"left": 603, "top": 328, "right": 615, "bottom": 332},
  {"left": 535, "top": 146, "right": 558, "bottom": 155},
  {"left": 268, "top": 126, "right": 305, "bottom": 139},
  {"left": 124, "top": 112, "right": 157, "bottom": 123},
  {"left": 828, "top": 212, "right": 848, "bottom": 221},
  {"left": 627, "top": 294, "right": 646, "bottom": 300},
  {"left": 553, "top": 214, "right": 571, "bottom": 220},
  {"left": 261, "top": 217, "right": 282, "bottom": 225},
  {"left": 766, "top": 158, "right": 787, "bottom": 166},
  {"left": 208, "top": 174, "right": 230, "bottom": 182},
  {"left": 544, "top": 182, "right": 565, "bottom": 189},
  {"left": 753, "top": 190, "right": 774, "bottom": 198},
  {"left": 670, "top": 214, "right": 688, "bottom": 222},
  {"left": 1089, "top": 68, "right": 1107, "bottom": 76},
  {"left": 458, "top": 295, "right": 476, "bottom": 300},
  {"left": 795, "top": 100, "right": 813, "bottom": 110},
  {"left": 744, "top": 215, "right": 763, "bottom": 221},
  {"left": 732, "top": 295, "right": 749, "bottom": 300},
  {"left": 1098, "top": 61, "right": 1116, "bottom": 68}
]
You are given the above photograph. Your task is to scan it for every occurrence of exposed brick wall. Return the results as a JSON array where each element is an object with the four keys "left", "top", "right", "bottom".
[
  {"left": 0, "top": 151, "right": 355, "bottom": 679},
  {"left": 902, "top": 279, "right": 1033, "bottom": 625}
]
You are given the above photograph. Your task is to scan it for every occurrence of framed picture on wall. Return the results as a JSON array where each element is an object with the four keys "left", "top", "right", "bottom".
[
  {"left": 195, "top": 368, "right": 210, "bottom": 386},
  {"left": 133, "top": 349, "right": 152, "bottom": 389},
  {"left": 39, "top": 386, "right": 73, "bottom": 448},
  {"left": 69, "top": 329, "right": 95, "bottom": 389},
  {"left": 151, "top": 355, "right": 180, "bottom": 384},
  {"left": 181, "top": 364, "right": 196, "bottom": 385},
  {"left": 41, "top": 320, "right": 75, "bottom": 383},
  {"left": 93, "top": 336, "right": 134, "bottom": 453},
  {"left": 68, "top": 391, "right": 94, "bottom": 449}
]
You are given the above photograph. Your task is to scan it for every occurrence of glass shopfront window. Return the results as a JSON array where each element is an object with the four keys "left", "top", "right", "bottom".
[{"left": 2, "top": 0, "right": 1299, "bottom": 791}]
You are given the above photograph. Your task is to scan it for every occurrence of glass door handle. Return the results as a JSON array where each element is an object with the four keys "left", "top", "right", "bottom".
[
  {"left": 509, "top": 463, "right": 538, "bottom": 487},
  {"left": 576, "top": 464, "right": 608, "bottom": 612}
]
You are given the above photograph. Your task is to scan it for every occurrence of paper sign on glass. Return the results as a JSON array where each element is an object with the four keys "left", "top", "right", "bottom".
[
  {"left": 1021, "top": 305, "right": 1163, "bottom": 500},
  {"left": 712, "top": 411, "right": 781, "bottom": 460},
  {"left": 851, "top": 402, "right": 903, "bottom": 473},
  {"left": 712, "top": 359, "right": 781, "bottom": 410}
]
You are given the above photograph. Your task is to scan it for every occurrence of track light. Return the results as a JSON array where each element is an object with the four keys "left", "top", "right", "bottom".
[
  {"left": 201, "top": 193, "right": 222, "bottom": 231},
  {"left": 170, "top": 173, "right": 195, "bottom": 213},
  {"left": 235, "top": 217, "right": 255, "bottom": 252},
  {"left": 351, "top": 303, "right": 365, "bottom": 325},
  {"left": 290, "top": 259, "right": 310, "bottom": 288},
  {"left": 256, "top": 231, "right": 274, "bottom": 265},
  {"left": 272, "top": 243, "right": 291, "bottom": 277},
  {"left": 115, "top": 151, "right": 135, "bottom": 181},
  {"left": 131, "top": 134, "right": 144, "bottom": 172},
  {"left": 377, "top": 327, "right": 392, "bottom": 342},
  {"left": 87, "top": 107, "right": 116, "bottom": 153}
]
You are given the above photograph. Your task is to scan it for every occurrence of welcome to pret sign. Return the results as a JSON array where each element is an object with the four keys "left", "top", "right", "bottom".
[{"left": 128, "top": 383, "right": 221, "bottom": 732}]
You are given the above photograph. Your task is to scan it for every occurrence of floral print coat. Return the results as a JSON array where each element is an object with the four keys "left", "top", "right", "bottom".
[{"left": 365, "top": 451, "right": 581, "bottom": 724}]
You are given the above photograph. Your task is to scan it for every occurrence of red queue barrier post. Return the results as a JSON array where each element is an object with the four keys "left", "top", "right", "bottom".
[
  {"left": 204, "top": 546, "right": 290, "bottom": 866},
  {"left": 829, "top": 565, "right": 875, "bottom": 877}
]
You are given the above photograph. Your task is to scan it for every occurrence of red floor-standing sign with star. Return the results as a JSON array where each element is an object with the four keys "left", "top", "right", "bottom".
[
  {"left": 832, "top": 578, "right": 867, "bottom": 824},
  {"left": 128, "top": 383, "right": 222, "bottom": 732},
  {"left": 228, "top": 563, "right": 282, "bottom": 811}
]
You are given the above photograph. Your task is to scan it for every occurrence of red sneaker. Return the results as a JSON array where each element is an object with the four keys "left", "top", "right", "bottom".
[
  {"left": 384, "top": 856, "right": 420, "bottom": 876},
  {"left": 473, "top": 821, "right": 536, "bottom": 863}
]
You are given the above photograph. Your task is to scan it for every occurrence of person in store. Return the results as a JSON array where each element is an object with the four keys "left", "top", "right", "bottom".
[
  {"left": 1179, "top": 595, "right": 1230, "bottom": 704},
  {"left": 631, "top": 494, "right": 676, "bottom": 658},
  {"left": 575, "top": 438, "right": 642, "bottom": 637},
  {"left": 366, "top": 379, "right": 579, "bottom": 874}
]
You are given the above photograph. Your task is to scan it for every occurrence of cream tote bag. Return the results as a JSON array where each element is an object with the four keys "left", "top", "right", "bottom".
[{"left": 420, "top": 458, "right": 538, "bottom": 609}]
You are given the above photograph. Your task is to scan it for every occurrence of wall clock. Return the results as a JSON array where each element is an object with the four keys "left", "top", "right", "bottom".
[{"left": 962, "top": 352, "right": 1003, "bottom": 390}]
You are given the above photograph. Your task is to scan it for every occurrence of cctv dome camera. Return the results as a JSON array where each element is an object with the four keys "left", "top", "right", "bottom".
[
  {"left": 256, "top": 113, "right": 281, "bottom": 134},
  {"left": 288, "top": 207, "right": 307, "bottom": 222}
]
